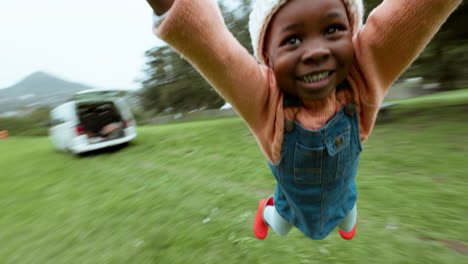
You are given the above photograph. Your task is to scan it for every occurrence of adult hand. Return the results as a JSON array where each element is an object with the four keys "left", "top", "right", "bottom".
[{"left": 147, "top": 0, "right": 174, "bottom": 16}]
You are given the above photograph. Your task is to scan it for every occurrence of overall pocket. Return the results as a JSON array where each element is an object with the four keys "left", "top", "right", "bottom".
[
  {"left": 294, "top": 143, "right": 324, "bottom": 184},
  {"left": 325, "top": 128, "right": 352, "bottom": 182}
]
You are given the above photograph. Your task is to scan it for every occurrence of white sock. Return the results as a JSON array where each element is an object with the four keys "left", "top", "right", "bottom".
[
  {"left": 338, "top": 203, "right": 357, "bottom": 232},
  {"left": 264, "top": 205, "right": 293, "bottom": 236}
]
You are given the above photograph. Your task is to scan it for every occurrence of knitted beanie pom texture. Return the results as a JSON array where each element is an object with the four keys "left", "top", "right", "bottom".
[{"left": 249, "top": 0, "right": 364, "bottom": 64}]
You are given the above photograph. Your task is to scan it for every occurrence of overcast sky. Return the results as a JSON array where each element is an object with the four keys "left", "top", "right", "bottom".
[{"left": 0, "top": 0, "right": 164, "bottom": 90}]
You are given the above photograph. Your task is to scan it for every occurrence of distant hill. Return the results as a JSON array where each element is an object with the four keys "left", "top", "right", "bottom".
[{"left": 0, "top": 72, "right": 94, "bottom": 114}]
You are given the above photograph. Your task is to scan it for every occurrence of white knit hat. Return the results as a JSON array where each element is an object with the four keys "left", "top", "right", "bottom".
[{"left": 249, "top": 0, "right": 364, "bottom": 64}]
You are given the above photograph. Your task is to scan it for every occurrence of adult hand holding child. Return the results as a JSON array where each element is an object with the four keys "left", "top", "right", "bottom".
[{"left": 146, "top": 0, "right": 174, "bottom": 15}]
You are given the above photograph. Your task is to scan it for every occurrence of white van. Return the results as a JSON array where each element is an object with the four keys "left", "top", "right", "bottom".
[{"left": 49, "top": 89, "right": 137, "bottom": 155}]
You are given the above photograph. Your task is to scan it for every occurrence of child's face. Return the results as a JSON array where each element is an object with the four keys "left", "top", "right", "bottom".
[{"left": 265, "top": 0, "right": 354, "bottom": 101}]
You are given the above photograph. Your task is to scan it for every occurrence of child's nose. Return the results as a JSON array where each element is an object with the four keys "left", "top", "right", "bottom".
[{"left": 301, "top": 45, "right": 331, "bottom": 64}]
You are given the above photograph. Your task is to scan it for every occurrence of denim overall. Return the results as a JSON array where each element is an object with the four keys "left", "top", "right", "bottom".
[{"left": 268, "top": 95, "right": 362, "bottom": 239}]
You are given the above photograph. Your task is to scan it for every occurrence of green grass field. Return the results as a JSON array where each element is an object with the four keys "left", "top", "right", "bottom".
[{"left": 1, "top": 97, "right": 468, "bottom": 263}]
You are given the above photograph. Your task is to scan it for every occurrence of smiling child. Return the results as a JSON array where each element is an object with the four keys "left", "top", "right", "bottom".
[{"left": 145, "top": 0, "right": 461, "bottom": 240}]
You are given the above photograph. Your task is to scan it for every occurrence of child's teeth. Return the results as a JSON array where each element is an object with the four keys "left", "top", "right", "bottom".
[{"left": 303, "top": 72, "right": 329, "bottom": 83}]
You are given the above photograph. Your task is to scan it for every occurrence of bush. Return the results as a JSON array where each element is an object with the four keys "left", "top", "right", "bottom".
[{"left": 0, "top": 107, "right": 51, "bottom": 136}]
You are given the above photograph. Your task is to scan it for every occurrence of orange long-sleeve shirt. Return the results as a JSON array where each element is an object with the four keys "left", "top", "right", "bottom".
[{"left": 153, "top": 0, "right": 461, "bottom": 163}]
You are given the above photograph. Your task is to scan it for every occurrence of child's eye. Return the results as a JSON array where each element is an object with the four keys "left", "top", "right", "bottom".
[
  {"left": 282, "top": 36, "right": 302, "bottom": 46},
  {"left": 325, "top": 25, "right": 346, "bottom": 36}
]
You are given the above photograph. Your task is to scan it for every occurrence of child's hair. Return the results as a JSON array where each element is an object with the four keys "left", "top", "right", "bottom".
[{"left": 248, "top": 0, "right": 365, "bottom": 64}]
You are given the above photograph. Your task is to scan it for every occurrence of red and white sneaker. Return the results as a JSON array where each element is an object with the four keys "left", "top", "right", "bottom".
[
  {"left": 338, "top": 225, "right": 356, "bottom": 240},
  {"left": 253, "top": 197, "right": 274, "bottom": 240}
]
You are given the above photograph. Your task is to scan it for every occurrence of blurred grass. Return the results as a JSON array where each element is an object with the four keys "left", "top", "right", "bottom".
[{"left": 1, "top": 93, "right": 468, "bottom": 263}]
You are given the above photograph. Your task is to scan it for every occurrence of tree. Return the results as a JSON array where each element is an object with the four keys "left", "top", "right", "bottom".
[
  {"left": 140, "top": 45, "right": 224, "bottom": 114},
  {"left": 401, "top": 2, "right": 468, "bottom": 91},
  {"left": 365, "top": 0, "right": 468, "bottom": 91}
]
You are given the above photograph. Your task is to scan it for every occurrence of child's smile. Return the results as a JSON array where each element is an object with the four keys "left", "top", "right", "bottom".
[
  {"left": 297, "top": 70, "right": 335, "bottom": 93},
  {"left": 264, "top": 0, "right": 355, "bottom": 101}
]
